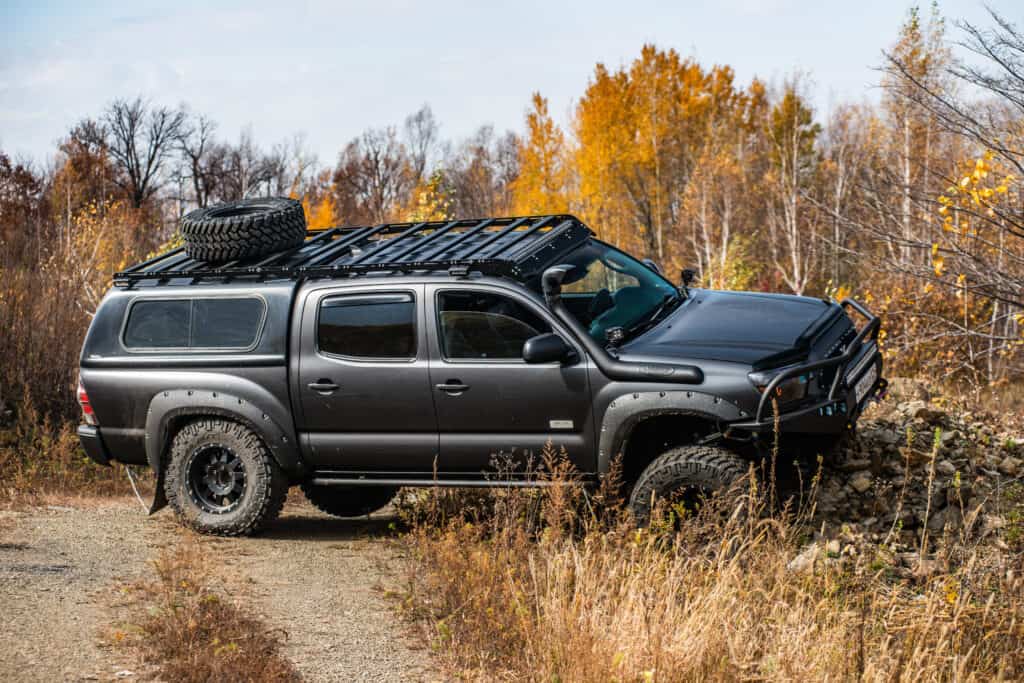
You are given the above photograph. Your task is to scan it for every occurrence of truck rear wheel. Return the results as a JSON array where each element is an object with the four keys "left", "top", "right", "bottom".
[
  {"left": 300, "top": 483, "right": 398, "bottom": 518},
  {"left": 180, "top": 197, "right": 306, "bottom": 263},
  {"left": 628, "top": 445, "right": 749, "bottom": 526},
  {"left": 165, "top": 419, "right": 288, "bottom": 536}
]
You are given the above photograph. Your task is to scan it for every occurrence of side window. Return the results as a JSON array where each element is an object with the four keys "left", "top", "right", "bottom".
[
  {"left": 123, "top": 300, "right": 191, "bottom": 348},
  {"left": 191, "top": 298, "right": 265, "bottom": 348},
  {"left": 123, "top": 297, "right": 265, "bottom": 350},
  {"left": 318, "top": 292, "right": 416, "bottom": 360},
  {"left": 438, "top": 290, "right": 551, "bottom": 360}
]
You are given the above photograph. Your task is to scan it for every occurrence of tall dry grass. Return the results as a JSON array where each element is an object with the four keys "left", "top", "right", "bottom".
[
  {"left": 111, "top": 541, "right": 300, "bottom": 683},
  {"left": 399, "top": 445, "right": 1023, "bottom": 681},
  {"left": 0, "top": 200, "right": 160, "bottom": 498}
]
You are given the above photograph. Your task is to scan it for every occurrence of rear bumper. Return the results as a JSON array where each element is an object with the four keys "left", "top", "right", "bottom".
[
  {"left": 726, "top": 298, "right": 887, "bottom": 435},
  {"left": 77, "top": 424, "right": 112, "bottom": 466}
]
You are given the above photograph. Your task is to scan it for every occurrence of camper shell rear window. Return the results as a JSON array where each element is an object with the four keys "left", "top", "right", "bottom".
[{"left": 122, "top": 296, "right": 267, "bottom": 351}]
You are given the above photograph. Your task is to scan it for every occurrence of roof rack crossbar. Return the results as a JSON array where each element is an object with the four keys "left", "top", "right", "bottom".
[
  {"left": 302, "top": 225, "right": 382, "bottom": 267},
  {"left": 255, "top": 227, "right": 341, "bottom": 267},
  {"left": 121, "top": 246, "right": 186, "bottom": 274},
  {"left": 348, "top": 222, "right": 427, "bottom": 265},
  {"left": 459, "top": 216, "right": 539, "bottom": 259},
  {"left": 387, "top": 219, "right": 461, "bottom": 263},
  {"left": 416, "top": 218, "right": 496, "bottom": 262},
  {"left": 478, "top": 216, "right": 560, "bottom": 258},
  {"left": 153, "top": 252, "right": 194, "bottom": 273}
]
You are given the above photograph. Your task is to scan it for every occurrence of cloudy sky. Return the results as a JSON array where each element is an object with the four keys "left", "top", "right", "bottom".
[{"left": 1, "top": 0, "right": 1016, "bottom": 168}]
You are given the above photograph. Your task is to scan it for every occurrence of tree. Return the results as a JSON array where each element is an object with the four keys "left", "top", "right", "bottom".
[
  {"left": 178, "top": 113, "right": 224, "bottom": 209},
  {"left": 71, "top": 97, "right": 186, "bottom": 209},
  {"left": 447, "top": 125, "right": 519, "bottom": 217},
  {"left": 404, "top": 105, "right": 439, "bottom": 186},
  {"left": 511, "top": 93, "right": 569, "bottom": 215},
  {"left": 881, "top": 3, "right": 951, "bottom": 265},
  {"left": 763, "top": 78, "right": 822, "bottom": 295},
  {"left": 333, "top": 126, "right": 413, "bottom": 223}
]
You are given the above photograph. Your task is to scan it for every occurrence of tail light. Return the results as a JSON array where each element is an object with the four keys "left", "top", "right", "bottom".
[{"left": 77, "top": 378, "right": 98, "bottom": 426}]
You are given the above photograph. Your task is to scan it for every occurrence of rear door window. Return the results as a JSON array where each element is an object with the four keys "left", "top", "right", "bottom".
[
  {"left": 318, "top": 292, "right": 416, "bottom": 360},
  {"left": 123, "top": 297, "right": 265, "bottom": 350}
]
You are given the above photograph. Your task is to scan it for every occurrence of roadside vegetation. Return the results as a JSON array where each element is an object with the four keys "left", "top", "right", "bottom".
[
  {"left": 397, "top": 437, "right": 1024, "bottom": 681},
  {"left": 109, "top": 541, "right": 300, "bottom": 683}
]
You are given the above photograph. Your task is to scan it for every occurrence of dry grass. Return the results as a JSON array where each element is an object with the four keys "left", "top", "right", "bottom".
[
  {"left": 0, "top": 403, "right": 143, "bottom": 507},
  {"left": 399, "top": 445, "right": 1024, "bottom": 681},
  {"left": 111, "top": 541, "right": 299, "bottom": 683}
]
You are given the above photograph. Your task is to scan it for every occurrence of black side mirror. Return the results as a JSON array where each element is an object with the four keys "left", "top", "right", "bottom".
[
  {"left": 681, "top": 268, "right": 696, "bottom": 287},
  {"left": 523, "top": 333, "right": 576, "bottom": 365},
  {"left": 642, "top": 258, "right": 662, "bottom": 275}
]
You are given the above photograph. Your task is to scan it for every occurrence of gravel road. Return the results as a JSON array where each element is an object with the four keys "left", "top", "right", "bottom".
[{"left": 0, "top": 496, "right": 435, "bottom": 682}]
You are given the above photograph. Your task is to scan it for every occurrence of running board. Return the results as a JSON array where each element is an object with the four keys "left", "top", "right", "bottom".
[{"left": 310, "top": 477, "right": 559, "bottom": 488}]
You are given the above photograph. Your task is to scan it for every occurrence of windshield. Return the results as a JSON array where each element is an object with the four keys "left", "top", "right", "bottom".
[{"left": 554, "top": 240, "right": 680, "bottom": 344}]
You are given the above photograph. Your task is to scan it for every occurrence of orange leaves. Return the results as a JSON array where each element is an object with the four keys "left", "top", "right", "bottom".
[{"left": 511, "top": 93, "right": 570, "bottom": 215}]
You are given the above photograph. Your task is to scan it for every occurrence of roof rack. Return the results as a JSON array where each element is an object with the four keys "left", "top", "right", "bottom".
[{"left": 113, "top": 215, "right": 591, "bottom": 287}]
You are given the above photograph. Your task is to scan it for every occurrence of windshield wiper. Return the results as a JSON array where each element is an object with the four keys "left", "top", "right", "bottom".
[{"left": 623, "top": 293, "right": 682, "bottom": 341}]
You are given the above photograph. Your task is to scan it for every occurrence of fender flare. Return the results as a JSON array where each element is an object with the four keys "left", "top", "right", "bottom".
[
  {"left": 597, "top": 390, "right": 748, "bottom": 473},
  {"left": 144, "top": 389, "right": 304, "bottom": 513}
]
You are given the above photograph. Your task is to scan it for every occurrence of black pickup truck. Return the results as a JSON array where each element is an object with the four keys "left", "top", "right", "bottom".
[{"left": 76, "top": 199, "right": 886, "bottom": 535}]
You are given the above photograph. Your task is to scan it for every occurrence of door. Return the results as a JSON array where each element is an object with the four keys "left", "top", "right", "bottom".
[
  {"left": 297, "top": 284, "right": 438, "bottom": 471},
  {"left": 427, "top": 284, "right": 594, "bottom": 473}
]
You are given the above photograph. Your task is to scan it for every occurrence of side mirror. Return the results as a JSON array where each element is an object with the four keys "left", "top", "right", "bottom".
[
  {"left": 642, "top": 258, "right": 662, "bottom": 275},
  {"left": 523, "top": 333, "right": 576, "bottom": 365},
  {"left": 681, "top": 268, "right": 696, "bottom": 287}
]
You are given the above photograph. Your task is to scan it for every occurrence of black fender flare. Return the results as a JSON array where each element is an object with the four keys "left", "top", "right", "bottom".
[
  {"left": 597, "top": 390, "right": 748, "bottom": 473},
  {"left": 144, "top": 389, "right": 304, "bottom": 513}
]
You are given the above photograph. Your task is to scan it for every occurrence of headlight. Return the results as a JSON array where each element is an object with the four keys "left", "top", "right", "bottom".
[{"left": 748, "top": 369, "right": 813, "bottom": 405}]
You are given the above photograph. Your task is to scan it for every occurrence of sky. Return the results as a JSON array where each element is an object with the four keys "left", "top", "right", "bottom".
[{"left": 1, "top": 0, "right": 1019, "bottom": 169}]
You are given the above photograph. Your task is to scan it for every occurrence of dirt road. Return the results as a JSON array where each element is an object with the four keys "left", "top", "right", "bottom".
[{"left": 0, "top": 496, "right": 434, "bottom": 682}]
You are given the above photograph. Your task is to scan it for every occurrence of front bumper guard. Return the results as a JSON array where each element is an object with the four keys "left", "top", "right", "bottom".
[{"left": 727, "top": 298, "right": 887, "bottom": 433}]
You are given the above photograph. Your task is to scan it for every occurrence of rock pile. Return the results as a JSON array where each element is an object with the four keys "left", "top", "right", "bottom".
[{"left": 808, "top": 377, "right": 1022, "bottom": 554}]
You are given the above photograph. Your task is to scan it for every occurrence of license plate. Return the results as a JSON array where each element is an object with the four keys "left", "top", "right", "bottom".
[{"left": 854, "top": 363, "right": 878, "bottom": 403}]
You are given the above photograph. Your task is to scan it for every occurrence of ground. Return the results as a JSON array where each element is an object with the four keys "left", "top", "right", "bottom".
[{"left": 0, "top": 496, "right": 435, "bottom": 682}]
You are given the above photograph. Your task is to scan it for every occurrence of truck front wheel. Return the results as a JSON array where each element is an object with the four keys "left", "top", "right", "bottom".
[
  {"left": 628, "top": 445, "right": 749, "bottom": 526},
  {"left": 300, "top": 483, "right": 398, "bottom": 518},
  {"left": 164, "top": 419, "right": 288, "bottom": 536}
]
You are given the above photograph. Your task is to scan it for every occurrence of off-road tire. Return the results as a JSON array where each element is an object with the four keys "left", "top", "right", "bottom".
[
  {"left": 628, "top": 445, "right": 748, "bottom": 526},
  {"left": 180, "top": 197, "right": 306, "bottom": 263},
  {"left": 165, "top": 418, "right": 288, "bottom": 536},
  {"left": 300, "top": 483, "right": 398, "bottom": 518}
]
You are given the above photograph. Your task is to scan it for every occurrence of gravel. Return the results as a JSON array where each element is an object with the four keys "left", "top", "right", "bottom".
[{"left": 0, "top": 495, "right": 435, "bottom": 682}]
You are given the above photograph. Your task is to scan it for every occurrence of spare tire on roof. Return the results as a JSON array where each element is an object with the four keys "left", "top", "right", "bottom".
[{"left": 180, "top": 197, "right": 307, "bottom": 263}]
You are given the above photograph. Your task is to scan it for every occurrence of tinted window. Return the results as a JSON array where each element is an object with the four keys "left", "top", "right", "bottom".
[
  {"left": 123, "top": 300, "right": 191, "bottom": 348},
  {"left": 438, "top": 291, "right": 551, "bottom": 360},
  {"left": 124, "top": 297, "right": 265, "bottom": 350},
  {"left": 318, "top": 293, "right": 416, "bottom": 359},
  {"left": 191, "top": 298, "right": 265, "bottom": 348}
]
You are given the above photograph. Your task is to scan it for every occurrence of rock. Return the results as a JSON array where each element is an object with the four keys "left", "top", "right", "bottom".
[
  {"left": 935, "top": 460, "right": 957, "bottom": 476},
  {"left": 998, "top": 456, "right": 1022, "bottom": 477},
  {"left": 788, "top": 543, "right": 820, "bottom": 573},
  {"left": 901, "top": 400, "right": 945, "bottom": 423},
  {"left": 887, "top": 377, "right": 931, "bottom": 402},
  {"left": 899, "top": 447, "right": 932, "bottom": 467},
  {"left": 926, "top": 508, "right": 947, "bottom": 532},
  {"left": 850, "top": 473, "right": 873, "bottom": 494},
  {"left": 838, "top": 458, "right": 872, "bottom": 473}
]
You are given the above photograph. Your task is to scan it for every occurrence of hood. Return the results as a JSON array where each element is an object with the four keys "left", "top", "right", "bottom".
[{"left": 618, "top": 289, "right": 842, "bottom": 367}]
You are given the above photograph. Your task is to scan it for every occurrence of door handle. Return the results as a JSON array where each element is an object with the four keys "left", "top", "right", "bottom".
[
  {"left": 435, "top": 380, "right": 470, "bottom": 394},
  {"left": 308, "top": 379, "right": 340, "bottom": 394}
]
